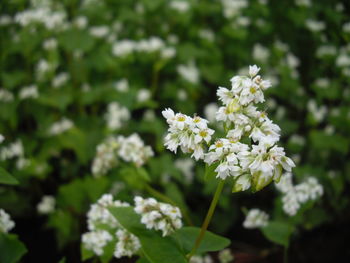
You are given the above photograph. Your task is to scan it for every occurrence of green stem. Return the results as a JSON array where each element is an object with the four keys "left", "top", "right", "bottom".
[
  {"left": 145, "top": 184, "right": 193, "bottom": 226},
  {"left": 187, "top": 180, "right": 225, "bottom": 260},
  {"left": 284, "top": 245, "right": 289, "bottom": 263}
]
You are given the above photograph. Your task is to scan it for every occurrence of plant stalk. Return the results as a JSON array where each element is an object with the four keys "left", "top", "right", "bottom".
[{"left": 187, "top": 180, "right": 225, "bottom": 260}]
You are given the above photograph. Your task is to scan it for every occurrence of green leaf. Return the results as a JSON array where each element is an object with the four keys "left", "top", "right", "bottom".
[
  {"left": 0, "top": 233, "right": 27, "bottom": 263},
  {"left": 204, "top": 163, "right": 219, "bottom": 181},
  {"left": 261, "top": 221, "right": 293, "bottom": 247},
  {"left": 81, "top": 244, "right": 94, "bottom": 261},
  {"left": 108, "top": 206, "right": 187, "bottom": 263},
  {"left": 0, "top": 167, "right": 18, "bottom": 185},
  {"left": 137, "top": 257, "right": 152, "bottom": 263},
  {"left": 173, "top": 227, "right": 230, "bottom": 254}
]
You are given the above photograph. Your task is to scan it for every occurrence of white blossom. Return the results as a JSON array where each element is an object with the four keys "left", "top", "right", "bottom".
[
  {"left": 37, "top": 195, "right": 55, "bottom": 214},
  {"left": 276, "top": 173, "right": 323, "bottom": 216},
  {"left": 105, "top": 102, "right": 130, "bottom": 130},
  {"left": 0, "top": 209, "right": 15, "bottom": 233},
  {"left": 243, "top": 209, "right": 269, "bottom": 229},
  {"left": 177, "top": 61, "right": 200, "bottom": 84},
  {"left": 114, "top": 229, "right": 141, "bottom": 258},
  {"left": 48, "top": 118, "right": 74, "bottom": 136},
  {"left": 162, "top": 109, "right": 214, "bottom": 160},
  {"left": 0, "top": 89, "right": 14, "bottom": 102},
  {"left": 218, "top": 248, "right": 234, "bottom": 263},
  {"left": 92, "top": 134, "right": 153, "bottom": 176},
  {"left": 114, "top": 79, "right": 129, "bottom": 92},
  {"left": 82, "top": 230, "right": 113, "bottom": 256},
  {"left": 19, "top": 85, "right": 39, "bottom": 100},
  {"left": 134, "top": 196, "right": 183, "bottom": 236},
  {"left": 137, "top": 89, "right": 151, "bottom": 102},
  {"left": 52, "top": 72, "right": 69, "bottom": 88}
]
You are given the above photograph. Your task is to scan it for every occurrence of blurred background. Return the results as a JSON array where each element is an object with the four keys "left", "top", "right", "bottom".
[{"left": 0, "top": 0, "right": 350, "bottom": 262}]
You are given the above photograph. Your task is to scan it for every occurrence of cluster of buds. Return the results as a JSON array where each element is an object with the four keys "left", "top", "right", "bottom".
[{"left": 134, "top": 196, "right": 183, "bottom": 236}]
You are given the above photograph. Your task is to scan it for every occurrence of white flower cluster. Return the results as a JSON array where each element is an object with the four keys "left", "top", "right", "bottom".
[
  {"left": 162, "top": 108, "right": 215, "bottom": 160},
  {"left": 0, "top": 139, "right": 29, "bottom": 170},
  {"left": 0, "top": 89, "right": 14, "bottom": 102},
  {"left": 48, "top": 118, "right": 74, "bottom": 136},
  {"left": 112, "top": 37, "right": 176, "bottom": 59},
  {"left": 92, "top": 134, "right": 153, "bottom": 176},
  {"left": 221, "top": 0, "right": 248, "bottom": 19},
  {"left": 0, "top": 140, "right": 24, "bottom": 161},
  {"left": 177, "top": 60, "right": 200, "bottom": 84},
  {"left": 218, "top": 248, "right": 234, "bottom": 263},
  {"left": 37, "top": 195, "right": 55, "bottom": 214},
  {"left": 52, "top": 72, "right": 69, "bottom": 88},
  {"left": 134, "top": 196, "right": 183, "bottom": 236},
  {"left": 243, "top": 208, "right": 269, "bottom": 229},
  {"left": 163, "top": 65, "right": 295, "bottom": 192},
  {"left": 190, "top": 255, "right": 213, "bottom": 263},
  {"left": 114, "top": 229, "right": 141, "bottom": 258},
  {"left": 82, "top": 194, "right": 140, "bottom": 258},
  {"left": 82, "top": 230, "right": 113, "bottom": 256},
  {"left": 276, "top": 173, "right": 323, "bottom": 216},
  {"left": 105, "top": 102, "right": 130, "bottom": 130},
  {"left": 19, "top": 85, "right": 39, "bottom": 100},
  {"left": 14, "top": 7, "right": 67, "bottom": 30},
  {"left": 0, "top": 209, "right": 15, "bottom": 233}
]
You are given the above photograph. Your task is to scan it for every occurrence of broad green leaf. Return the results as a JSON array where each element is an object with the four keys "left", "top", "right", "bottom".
[
  {"left": 0, "top": 233, "right": 27, "bottom": 263},
  {"left": 0, "top": 167, "right": 18, "bottom": 185},
  {"left": 173, "top": 227, "right": 230, "bottom": 254},
  {"left": 108, "top": 206, "right": 187, "bottom": 263},
  {"left": 261, "top": 221, "right": 293, "bottom": 247}
]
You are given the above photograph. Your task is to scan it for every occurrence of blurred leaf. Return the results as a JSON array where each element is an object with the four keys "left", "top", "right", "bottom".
[
  {"left": 262, "top": 221, "right": 293, "bottom": 247},
  {"left": 0, "top": 233, "right": 27, "bottom": 263},
  {"left": 0, "top": 167, "right": 18, "bottom": 185}
]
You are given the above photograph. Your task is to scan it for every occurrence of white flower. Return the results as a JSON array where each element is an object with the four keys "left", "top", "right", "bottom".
[
  {"left": 305, "top": 19, "right": 325, "bottom": 32},
  {"left": 0, "top": 134, "right": 4, "bottom": 144},
  {"left": 134, "top": 196, "right": 183, "bottom": 236},
  {"left": 112, "top": 40, "right": 136, "bottom": 57},
  {"left": 43, "top": 38, "right": 57, "bottom": 50},
  {"left": 177, "top": 61, "right": 200, "bottom": 84},
  {"left": 276, "top": 173, "right": 323, "bottom": 216},
  {"left": 82, "top": 230, "right": 113, "bottom": 256},
  {"left": 218, "top": 248, "right": 234, "bottom": 263},
  {"left": 52, "top": 72, "right": 69, "bottom": 88},
  {"left": 162, "top": 109, "right": 214, "bottom": 160},
  {"left": 114, "top": 229, "right": 141, "bottom": 258},
  {"left": 89, "top": 26, "right": 109, "bottom": 38},
  {"left": 249, "top": 65, "right": 260, "bottom": 78},
  {"left": 19, "top": 85, "right": 39, "bottom": 100},
  {"left": 137, "top": 89, "right": 151, "bottom": 102},
  {"left": 114, "top": 79, "right": 129, "bottom": 92},
  {"left": 48, "top": 118, "right": 74, "bottom": 136},
  {"left": 37, "top": 195, "right": 55, "bottom": 214},
  {"left": 92, "top": 134, "right": 153, "bottom": 176},
  {"left": 0, "top": 89, "right": 14, "bottom": 102},
  {"left": 0, "top": 140, "right": 24, "bottom": 161},
  {"left": 243, "top": 209, "right": 269, "bottom": 229},
  {"left": 0, "top": 209, "right": 15, "bottom": 233},
  {"left": 105, "top": 102, "right": 130, "bottom": 130},
  {"left": 170, "top": 1, "right": 190, "bottom": 12},
  {"left": 87, "top": 194, "right": 129, "bottom": 231}
]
